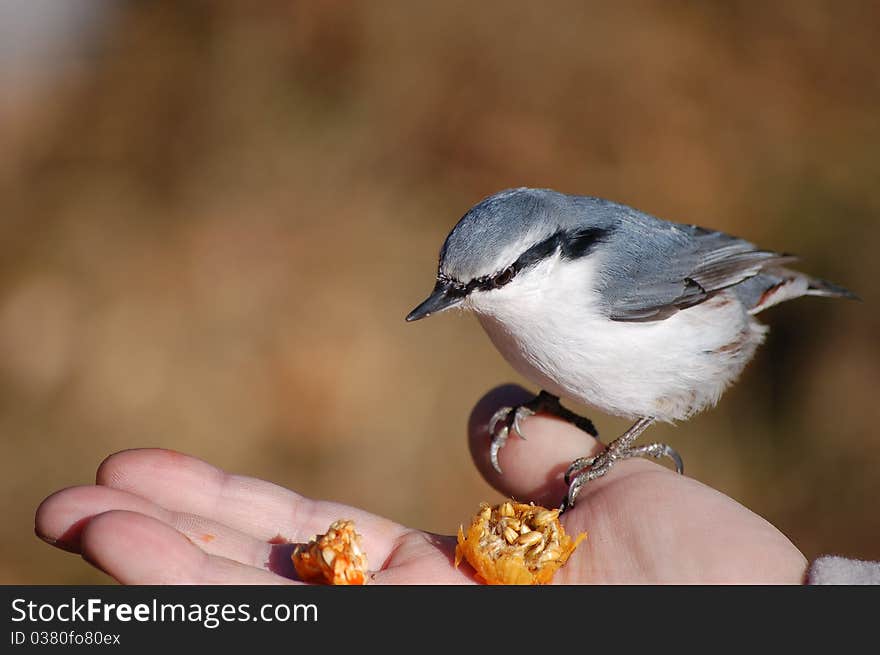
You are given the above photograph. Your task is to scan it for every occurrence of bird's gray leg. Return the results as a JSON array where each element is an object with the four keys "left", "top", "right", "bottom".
[
  {"left": 489, "top": 390, "right": 598, "bottom": 474},
  {"left": 562, "top": 417, "right": 683, "bottom": 510}
]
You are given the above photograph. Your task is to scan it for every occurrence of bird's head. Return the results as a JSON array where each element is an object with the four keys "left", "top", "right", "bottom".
[{"left": 406, "top": 188, "right": 611, "bottom": 322}]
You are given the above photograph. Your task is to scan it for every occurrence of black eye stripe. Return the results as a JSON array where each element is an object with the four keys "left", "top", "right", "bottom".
[
  {"left": 560, "top": 226, "right": 611, "bottom": 260},
  {"left": 440, "top": 225, "right": 612, "bottom": 293},
  {"left": 436, "top": 273, "right": 469, "bottom": 296},
  {"left": 493, "top": 267, "right": 515, "bottom": 286}
]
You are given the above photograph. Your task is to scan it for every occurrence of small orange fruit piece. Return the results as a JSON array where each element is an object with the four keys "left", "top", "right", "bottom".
[
  {"left": 455, "top": 501, "right": 585, "bottom": 585},
  {"left": 291, "top": 519, "right": 368, "bottom": 585}
]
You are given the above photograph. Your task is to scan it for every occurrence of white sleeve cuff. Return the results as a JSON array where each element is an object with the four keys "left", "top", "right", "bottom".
[{"left": 806, "top": 555, "right": 880, "bottom": 585}]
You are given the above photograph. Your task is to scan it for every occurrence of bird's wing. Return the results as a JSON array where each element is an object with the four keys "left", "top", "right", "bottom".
[{"left": 595, "top": 218, "right": 794, "bottom": 322}]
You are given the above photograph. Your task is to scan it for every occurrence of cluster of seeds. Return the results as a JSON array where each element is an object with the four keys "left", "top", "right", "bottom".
[
  {"left": 456, "top": 500, "right": 586, "bottom": 585},
  {"left": 291, "top": 519, "right": 368, "bottom": 585},
  {"left": 484, "top": 502, "right": 564, "bottom": 563}
]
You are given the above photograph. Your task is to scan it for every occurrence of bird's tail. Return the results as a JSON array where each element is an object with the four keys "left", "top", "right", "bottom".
[
  {"left": 804, "top": 276, "right": 861, "bottom": 301},
  {"left": 738, "top": 269, "right": 859, "bottom": 315}
]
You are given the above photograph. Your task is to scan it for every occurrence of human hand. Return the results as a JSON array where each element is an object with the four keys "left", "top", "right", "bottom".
[{"left": 35, "top": 385, "right": 808, "bottom": 584}]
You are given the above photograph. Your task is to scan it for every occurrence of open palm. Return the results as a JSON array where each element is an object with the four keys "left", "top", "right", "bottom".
[{"left": 35, "top": 386, "right": 807, "bottom": 584}]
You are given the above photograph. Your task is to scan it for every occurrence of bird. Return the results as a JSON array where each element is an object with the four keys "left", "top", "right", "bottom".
[{"left": 406, "top": 187, "right": 857, "bottom": 509}]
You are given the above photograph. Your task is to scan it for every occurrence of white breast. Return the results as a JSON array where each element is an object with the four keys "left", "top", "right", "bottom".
[{"left": 469, "top": 254, "right": 766, "bottom": 422}]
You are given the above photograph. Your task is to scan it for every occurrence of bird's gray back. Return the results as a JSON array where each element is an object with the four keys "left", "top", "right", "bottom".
[{"left": 592, "top": 210, "right": 794, "bottom": 320}]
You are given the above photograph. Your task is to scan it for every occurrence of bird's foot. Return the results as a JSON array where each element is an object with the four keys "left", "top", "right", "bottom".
[
  {"left": 560, "top": 418, "right": 683, "bottom": 511},
  {"left": 488, "top": 391, "right": 598, "bottom": 474}
]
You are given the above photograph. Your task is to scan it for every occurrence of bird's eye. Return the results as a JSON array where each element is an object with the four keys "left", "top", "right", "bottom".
[{"left": 492, "top": 266, "right": 515, "bottom": 288}]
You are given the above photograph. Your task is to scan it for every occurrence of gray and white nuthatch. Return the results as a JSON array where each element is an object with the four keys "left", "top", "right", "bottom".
[{"left": 407, "top": 187, "right": 857, "bottom": 508}]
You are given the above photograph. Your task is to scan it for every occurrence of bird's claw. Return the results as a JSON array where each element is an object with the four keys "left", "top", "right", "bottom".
[
  {"left": 563, "top": 455, "right": 596, "bottom": 486},
  {"left": 562, "top": 451, "right": 614, "bottom": 510},
  {"left": 488, "top": 405, "right": 535, "bottom": 474}
]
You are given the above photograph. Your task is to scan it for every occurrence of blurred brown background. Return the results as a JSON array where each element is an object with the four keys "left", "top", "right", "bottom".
[{"left": 1, "top": 0, "right": 878, "bottom": 584}]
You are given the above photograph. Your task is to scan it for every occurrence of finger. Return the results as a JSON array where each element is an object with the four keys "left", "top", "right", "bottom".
[
  {"left": 469, "top": 385, "right": 664, "bottom": 506},
  {"left": 35, "top": 485, "right": 296, "bottom": 577},
  {"left": 79, "top": 510, "right": 293, "bottom": 585},
  {"left": 36, "top": 485, "right": 167, "bottom": 552},
  {"left": 95, "top": 449, "right": 407, "bottom": 566}
]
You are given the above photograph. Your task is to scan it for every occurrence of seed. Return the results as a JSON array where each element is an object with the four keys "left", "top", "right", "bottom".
[
  {"left": 531, "top": 510, "right": 558, "bottom": 527},
  {"left": 479, "top": 506, "right": 492, "bottom": 521},
  {"left": 321, "top": 547, "right": 336, "bottom": 566},
  {"left": 503, "top": 527, "right": 519, "bottom": 544},
  {"left": 527, "top": 541, "right": 546, "bottom": 558},
  {"left": 499, "top": 502, "right": 515, "bottom": 517},
  {"left": 516, "top": 531, "right": 544, "bottom": 547},
  {"left": 504, "top": 518, "right": 521, "bottom": 531}
]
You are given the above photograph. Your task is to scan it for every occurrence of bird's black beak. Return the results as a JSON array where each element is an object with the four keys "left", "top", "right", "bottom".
[{"left": 406, "top": 279, "right": 464, "bottom": 322}]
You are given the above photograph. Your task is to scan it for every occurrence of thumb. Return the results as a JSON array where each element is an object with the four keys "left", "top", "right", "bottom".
[{"left": 467, "top": 385, "right": 606, "bottom": 508}]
